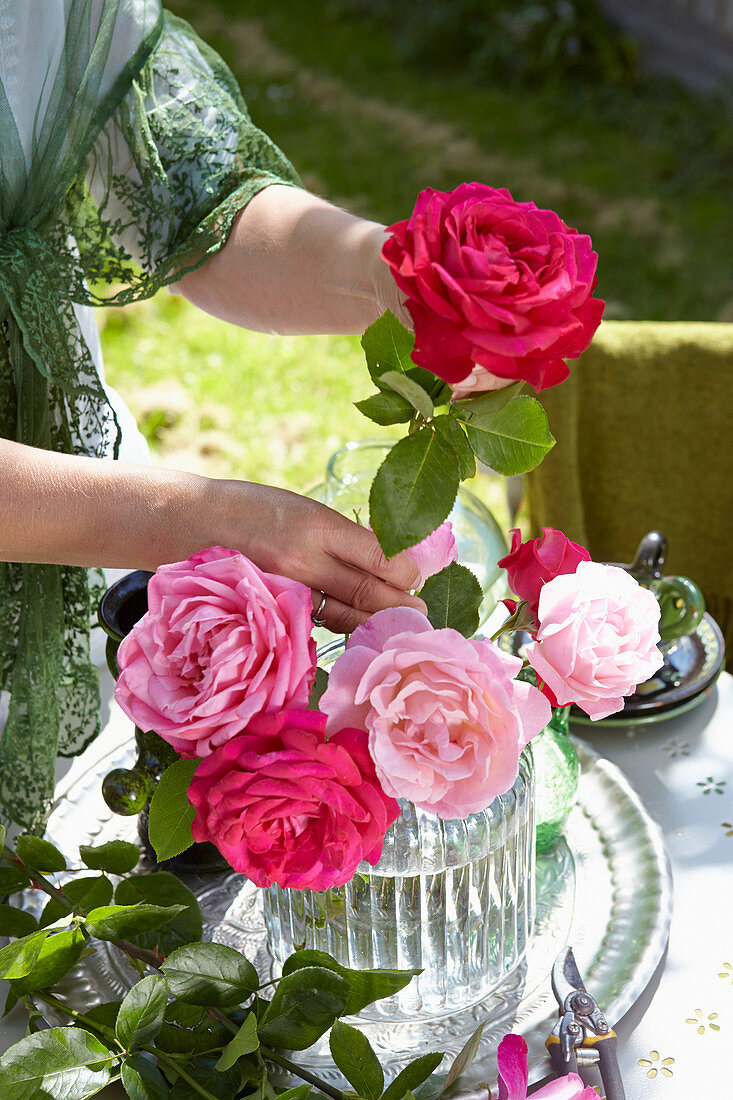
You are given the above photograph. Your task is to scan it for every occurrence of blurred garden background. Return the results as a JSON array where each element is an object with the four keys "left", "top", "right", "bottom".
[{"left": 100, "top": 0, "right": 733, "bottom": 530}]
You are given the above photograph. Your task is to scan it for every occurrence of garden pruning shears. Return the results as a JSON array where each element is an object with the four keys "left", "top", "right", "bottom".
[{"left": 546, "top": 946, "right": 626, "bottom": 1100}]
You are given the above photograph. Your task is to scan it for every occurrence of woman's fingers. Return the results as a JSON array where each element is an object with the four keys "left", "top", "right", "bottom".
[
  {"left": 310, "top": 590, "right": 372, "bottom": 634},
  {"left": 311, "top": 550, "right": 426, "bottom": 623},
  {"left": 215, "top": 483, "right": 428, "bottom": 630},
  {"left": 327, "top": 516, "right": 423, "bottom": 594}
]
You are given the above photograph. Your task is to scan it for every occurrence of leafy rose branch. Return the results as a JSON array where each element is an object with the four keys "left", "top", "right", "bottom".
[
  {"left": 0, "top": 832, "right": 487, "bottom": 1100},
  {"left": 357, "top": 311, "right": 555, "bottom": 635}
]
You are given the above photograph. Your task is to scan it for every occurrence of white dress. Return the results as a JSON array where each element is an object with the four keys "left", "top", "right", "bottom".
[{"left": 0, "top": 0, "right": 153, "bottom": 462}]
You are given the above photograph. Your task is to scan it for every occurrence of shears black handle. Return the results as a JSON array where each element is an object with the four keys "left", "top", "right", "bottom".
[
  {"left": 546, "top": 1032, "right": 626, "bottom": 1100},
  {"left": 545, "top": 1035, "right": 577, "bottom": 1077},
  {"left": 590, "top": 1032, "right": 626, "bottom": 1100}
]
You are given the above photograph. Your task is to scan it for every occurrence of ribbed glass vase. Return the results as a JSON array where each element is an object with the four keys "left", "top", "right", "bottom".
[{"left": 263, "top": 749, "right": 534, "bottom": 1021}]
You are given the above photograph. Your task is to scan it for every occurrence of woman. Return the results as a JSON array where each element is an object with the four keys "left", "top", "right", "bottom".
[{"left": 0, "top": 0, "right": 429, "bottom": 831}]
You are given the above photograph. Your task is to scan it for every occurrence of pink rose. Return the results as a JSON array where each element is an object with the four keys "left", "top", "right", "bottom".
[
  {"left": 382, "top": 183, "right": 604, "bottom": 393},
  {"left": 525, "top": 561, "right": 664, "bottom": 721},
  {"left": 115, "top": 546, "right": 316, "bottom": 758},
  {"left": 405, "top": 521, "right": 458, "bottom": 587},
  {"left": 495, "top": 1034, "right": 598, "bottom": 1099},
  {"left": 320, "top": 607, "right": 550, "bottom": 818},
  {"left": 499, "top": 527, "right": 591, "bottom": 622},
  {"left": 449, "top": 364, "right": 515, "bottom": 401},
  {"left": 187, "top": 708, "right": 400, "bottom": 890}
]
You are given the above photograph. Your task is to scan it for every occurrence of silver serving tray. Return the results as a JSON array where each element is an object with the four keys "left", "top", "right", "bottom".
[{"left": 24, "top": 737, "right": 672, "bottom": 1088}]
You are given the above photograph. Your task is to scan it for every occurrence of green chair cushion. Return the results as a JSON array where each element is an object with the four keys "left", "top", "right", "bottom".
[{"left": 527, "top": 320, "right": 733, "bottom": 667}]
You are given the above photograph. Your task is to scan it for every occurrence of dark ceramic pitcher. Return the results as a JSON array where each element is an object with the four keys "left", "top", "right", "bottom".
[
  {"left": 618, "top": 531, "right": 705, "bottom": 644},
  {"left": 98, "top": 570, "right": 227, "bottom": 873}
]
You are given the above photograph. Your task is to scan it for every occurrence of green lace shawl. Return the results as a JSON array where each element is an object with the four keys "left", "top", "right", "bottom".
[{"left": 0, "top": 2, "right": 299, "bottom": 831}]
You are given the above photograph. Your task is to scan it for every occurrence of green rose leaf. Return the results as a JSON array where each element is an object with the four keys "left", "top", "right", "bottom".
[
  {"left": 116, "top": 974, "right": 168, "bottom": 1051},
  {"left": 379, "top": 370, "right": 433, "bottom": 420},
  {"left": 216, "top": 1010, "right": 259, "bottom": 1072},
  {"left": 169, "top": 1056, "right": 243, "bottom": 1099},
  {"left": 275, "top": 1087, "right": 312, "bottom": 1100},
  {"left": 458, "top": 394, "right": 555, "bottom": 475},
  {"left": 258, "top": 966, "right": 349, "bottom": 1050},
  {"left": 15, "top": 835, "right": 66, "bottom": 873},
  {"left": 369, "top": 428, "right": 460, "bottom": 559},
  {"left": 355, "top": 391, "right": 413, "bottom": 426},
  {"left": 445, "top": 1021, "right": 485, "bottom": 1088},
  {"left": 84, "top": 903, "right": 186, "bottom": 942},
  {"left": 0, "top": 1027, "right": 114, "bottom": 1099},
  {"left": 0, "top": 929, "right": 51, "bottom": 980},
  {"left": 0, "top": 868, "right": 32, "bottom": 896},
  {"left": 361, "top": 310, "right": 415, "bottom": 382},
  {"left": 162, "top": 942, "right": 258, "bottom": 1008},
  {"left": 381, "top": 1053, "right": 445, "bottom": 1100},
  {"left": 494, "top": 599, "right": 537, "bottom": 640},
  {"left": 431, "top": 414, "right": 476, "bottom": 480},
  {"left": 329, "top": 1020, "right": 384, "bottom": 1100},
  {"left": 78, "top": 840, "right": 140, "bottom": 876},
  {"left": 413, "top": 1073, "right": 448, "bottom": 1100},
  {"left": 115, "top": 873, "right": 202, "bottom": 954},
  {"left": 121, "top": 1053, "right": 169, "bottom": 1100},
  {"left": 7, "top": 928, "right": 85, "bottom": 1002},
  {"left": 419, "top": 563, "right": 483, "bottom": 637},
  {"left": 0, "top": 904, "right": 38, "bottom": 939},
  {"left": 451, "top": 381, "right": 523, "bottom": 419},
  {"left": 40, "top": 874, "right": 113, "bottom": 928},
  {"left": 405, "top": 368, "right": 452, "bottom": 407},
  {"left": 147, "top": 758, "right": 199, "bottom": 863},
  {"left": 281, "top": 949, "right": 419, "bottom": 1016},
  {"left": 307, "top": 666, "right": 330, "bottom": 711},
  {"left": 156, "top": 1001, "right": 230, "bottom": 1055},
  {"left": 83, "top": 1002, "right": 121, "bottom": 1043}
]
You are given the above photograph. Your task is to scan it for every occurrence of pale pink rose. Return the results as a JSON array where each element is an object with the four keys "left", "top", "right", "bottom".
[
  {"left": 525, "top": 561, "right": 664, "bottom": 721},
  {"left": 449, "top": 363, "right": 515, "bottom": 401},
  {"left": 320, "top": 607, "right": 551, "bottom": 818},
  {"left": 405, "top": 522, "right": 458, "bottom": 586},
  {"left": 494, "top": 1034, "right": 598, "bottom": 1099},
  {"left": 187, "top": 708, "right": 400, "bottom": 890},
  {"left": 115, "top": 546, "right": 316, "bottom": 758}
]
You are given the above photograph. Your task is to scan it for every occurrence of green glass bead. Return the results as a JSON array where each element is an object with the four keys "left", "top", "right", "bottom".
[{"left": 102, "top": 767, "right": 152, "bottom": 816}]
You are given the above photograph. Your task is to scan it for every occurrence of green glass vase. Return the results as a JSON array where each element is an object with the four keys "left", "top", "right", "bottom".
[{"left": 532, "top": 705, "right": 580, "bottom": 852}]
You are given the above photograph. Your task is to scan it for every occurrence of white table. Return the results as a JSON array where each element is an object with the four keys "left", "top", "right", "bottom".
[
  {"left": 2, "top": 671, "right": 732, "bottom": 1098},
  {"left": 567, "top": 670, "right": 733, "bottom": 1097}
]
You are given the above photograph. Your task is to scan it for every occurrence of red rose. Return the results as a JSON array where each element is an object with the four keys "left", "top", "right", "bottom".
[
  {"left": 382, "top": 183, "right": 604, "bottom": 392},
  {"left": 498, "top": 527, "right": 591, "bottom": 621},
  {"left": 187, "top": 708, "right": 400, "bottom": 891}
]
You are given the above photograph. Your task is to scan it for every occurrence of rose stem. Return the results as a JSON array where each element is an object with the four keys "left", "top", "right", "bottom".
[
  {"left": 35, "top": 992, "right": 121, "bottom": 1046},
  {"left": 263, "top": 1047, "right": 346, "bottom": 1100},
  {"left": 3, "top": 846, "right": 170, "bottom": 970},
  {"left": 36, "top": 993, "right": 222, "bottom": 1100},
  {"left": 8, "top": 847, "right": 345, "bottom": 1100}
]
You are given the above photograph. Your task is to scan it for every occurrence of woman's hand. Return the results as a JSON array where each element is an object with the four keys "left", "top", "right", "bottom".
[
  {"left": 0, "top": 441, "right": 426, "bottom": 635},
  {"left": 211, "top": 480, "right": 426, "bottom": 633}
]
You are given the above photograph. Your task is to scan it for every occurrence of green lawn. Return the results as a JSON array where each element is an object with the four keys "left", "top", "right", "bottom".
[
  {"left": 99, "top": 294, "right": 391, "bottom": 490},
  {"left": 100, "top": 0, "right": 733, "bottom": 527}
]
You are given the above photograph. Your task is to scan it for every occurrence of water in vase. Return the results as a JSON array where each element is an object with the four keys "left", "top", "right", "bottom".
[{"left": 263, "top": 751, "right": 534, "bottom": 1020}]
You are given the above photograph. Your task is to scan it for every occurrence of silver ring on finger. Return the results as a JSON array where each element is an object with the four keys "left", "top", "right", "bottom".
[{"left": 311, "top": 591, "right": 328, "bottom": 627}]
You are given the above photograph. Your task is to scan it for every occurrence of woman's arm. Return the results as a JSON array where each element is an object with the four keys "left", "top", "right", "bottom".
[
  {"left": 0, "top": 439, "right": 424, "bottom": 633},
  {"left": 172, "top": 185, "right": 410, "bottom": 335}
]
